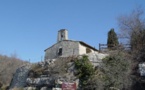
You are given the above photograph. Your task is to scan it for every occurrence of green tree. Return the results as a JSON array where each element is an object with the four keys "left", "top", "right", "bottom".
[
  {"left": 102, "top": 51, "right": 132, "bottom": 90},
  {"left": 107, "top": 28, "right": 119, "bottom": 49},
  {"left": 74, "top": 55, "right": 94, "bottom": 88}
]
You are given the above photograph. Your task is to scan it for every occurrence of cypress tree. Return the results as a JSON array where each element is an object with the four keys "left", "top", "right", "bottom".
[{"left": 107, "top": 28, "right": 119, "bottom": 49}]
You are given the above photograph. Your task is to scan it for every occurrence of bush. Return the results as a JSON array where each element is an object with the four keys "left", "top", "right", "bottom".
[
  {"left": 30, "top": 64, "right": 45, "bottom": 78},
  {"left": 74, "top": 55, "right": 95, "bottom": 88},
  {"left": 102, "top": 51, "right": 132, "bottom": 90}
]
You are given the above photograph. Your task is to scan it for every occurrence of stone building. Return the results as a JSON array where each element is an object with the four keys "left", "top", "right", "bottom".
[{"left": 44, "top": 29, "right": 98, "bottom": 60}]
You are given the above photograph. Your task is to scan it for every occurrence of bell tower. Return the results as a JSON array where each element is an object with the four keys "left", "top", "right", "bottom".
[{"left": 57, "top": 29, "right": 68, "bottom": 42}]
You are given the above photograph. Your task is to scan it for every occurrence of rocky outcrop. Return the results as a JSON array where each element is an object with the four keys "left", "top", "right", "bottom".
[
  {"left": 26, "top": 77, "right": 55, "bottom": 87},
  {"left": 9, "top": 53, "right": 106, "bottom": 90},
  {"left": 87, "top": 52, "right": 108, "bottom": 66},
  {"left": 9, "top": 57, "right": 78, "bottom": 90},
  {"left": 9, "top": 64, "right": 31, "bottom": 89}
]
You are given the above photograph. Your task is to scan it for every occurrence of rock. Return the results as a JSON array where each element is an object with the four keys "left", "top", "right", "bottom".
[
  {"left": 52, "top": 88, "right": 62, "bottom": 90},
  {"left": 9, "top": 56, "right": 82, "bottom": 89},
  {"left": 26, "top": 78, "right": 33, "bottom": 85},
  {"left": 40, "top": 87, "right": 48, "bottom": 90},
  {"left": 9, "top": 64, "right": 31, "bottom": 89},
  {"left": 45, "top": 59, "right": 56, "bottom": 65},
  {"left": 87, "top": 52, "right": 108, "bottom": 66},
  {"left": 24, "top": 87, "right": 36, "bottom": 90},
  {"left": 26, "top": 77, "right": 52, "bottom": 87},
  {"left": 139, "top": 63, "right": 145, "bottom": 76}
]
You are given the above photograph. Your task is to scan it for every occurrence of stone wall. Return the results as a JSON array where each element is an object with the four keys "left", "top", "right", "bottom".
[{"left": 44, "top": 41, "right": 80, "bottom": 60}]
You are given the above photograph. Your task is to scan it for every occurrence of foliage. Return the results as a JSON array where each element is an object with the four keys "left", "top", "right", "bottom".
[
  {"left": 74, "top": 51, "right": 132, "bottom": 90},
  {"left": 130, "top": 46, "right": 145, "bottom": 90},
  {"left": 81, "top": 68, "right": 104, "bottom": 90},
  {"left": 29, "top": 57, "right": 75, "bottom": 78},
  {"left": 102, "top": 51, "right": 132, "bottom": 90},
  {"left": 74, "top": 55, "right": 95, "bottom": 87},
  {"left": 130, "top": 29, "right": 145, "bottom": 51},
  {"left": 30, "top": 64, "right": 44, "bottom": 78},
  {"left": 107, "top": 28, "right": 119, "bottom": 49},
  {"left": 118, "top": 8, "right": 145, "bottom": 90},
  {"left": 51, "top": 57, "right": 72, "bottom": 75},
  {"left": 118, "top": 8, "right": 145, "bottom": 51}
]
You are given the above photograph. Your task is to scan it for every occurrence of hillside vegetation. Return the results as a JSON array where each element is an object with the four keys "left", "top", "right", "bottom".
[{"left": 0, "top": 54, "right": 27, "bottom": 86}]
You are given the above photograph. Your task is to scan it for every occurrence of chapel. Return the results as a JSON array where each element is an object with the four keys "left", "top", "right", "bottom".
[{"left": 44, "top": 29, "right": 98, "bottom": 60}]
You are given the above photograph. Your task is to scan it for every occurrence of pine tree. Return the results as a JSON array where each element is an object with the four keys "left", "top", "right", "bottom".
[{"left": 107, "top": 28, "right": 119, "bottom": 49}]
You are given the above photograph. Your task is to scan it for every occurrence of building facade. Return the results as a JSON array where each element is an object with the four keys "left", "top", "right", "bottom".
[{"left": 44, "top": 29, "right": 98, "bottom": 60}]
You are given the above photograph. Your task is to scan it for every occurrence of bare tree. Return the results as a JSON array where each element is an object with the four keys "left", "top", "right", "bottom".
[
  {"left": 118, "top": 8, "right": 145, "bottom": 51},
  {"left": 118, "top": 8, "right": 145, "bottom": 90},
  {"left": 0, "top": 54, "right": 26, "bottom": 85}
]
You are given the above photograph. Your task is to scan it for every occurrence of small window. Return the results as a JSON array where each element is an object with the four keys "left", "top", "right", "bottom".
[{"left": 58, "top": 48, "right": 62, "bottom": 56}]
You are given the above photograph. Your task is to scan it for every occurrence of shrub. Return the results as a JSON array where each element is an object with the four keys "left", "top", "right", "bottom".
[
  {"left": 30, "top": 64, "right": 44, "bottom": 78},
  {"left": 102, "top": 51, "right": 132, "bottom": 90},
  {"left": 74, "top": 55, "right": 95, "bottom": 88}
]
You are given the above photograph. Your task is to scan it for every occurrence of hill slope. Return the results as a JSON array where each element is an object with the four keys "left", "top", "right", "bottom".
[{"left": 0, "top": 54, "right": 27, "bottom": 85}]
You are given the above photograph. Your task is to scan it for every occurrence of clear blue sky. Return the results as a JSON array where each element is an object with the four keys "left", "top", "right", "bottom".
[{"left": 0, "top": 0, "right": 145, "bottom": 62}]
